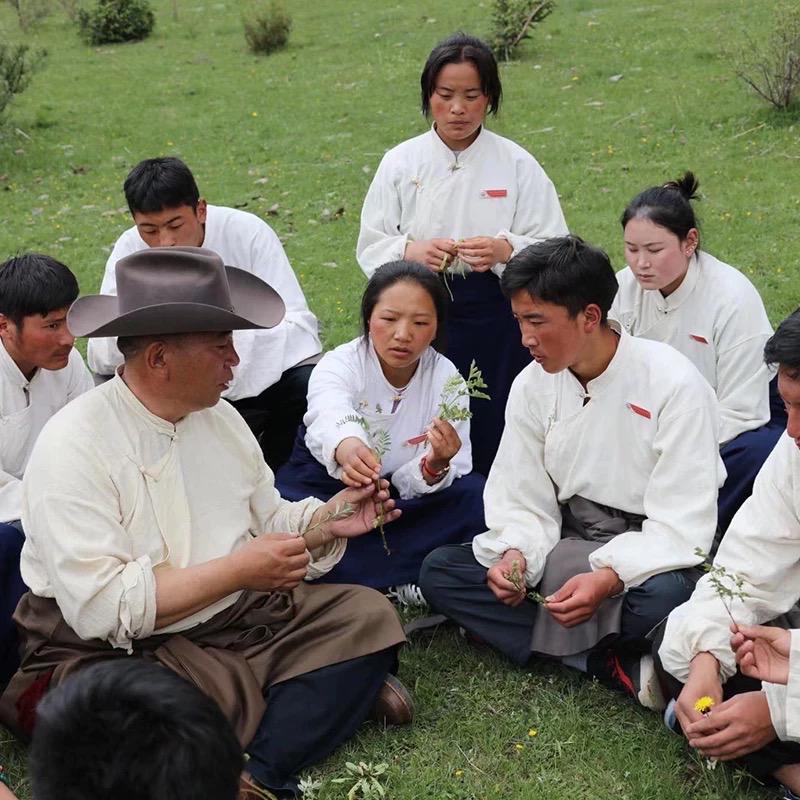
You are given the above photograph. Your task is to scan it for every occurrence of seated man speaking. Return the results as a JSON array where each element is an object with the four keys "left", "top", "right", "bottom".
[
  {"left": 420, "top": 235, "right": 723, "bottom": 708},
  {"left": 0, "top": 247, "right": 407, "bottom": 800}
]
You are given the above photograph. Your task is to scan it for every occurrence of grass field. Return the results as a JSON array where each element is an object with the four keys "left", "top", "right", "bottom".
[{"left": 1, "top": 0, "right": 798, "bottom": 797}]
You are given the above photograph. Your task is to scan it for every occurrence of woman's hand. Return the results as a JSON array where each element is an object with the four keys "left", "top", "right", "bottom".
[
  {"left": 674, "top": 652, "right": 724, "bottom": 733},
  {"left": 324, "top": 481, "right": 400, "bottom": 539},
  {"left": 456, "top": 237, "right": 513, "bottom": 272},
  {"left": 405, "top": 238, "right": 458, "bottom": 272},
  {"left": 486, "top": 549, "right": 527, "bottom": 607},
  {"left": 730, "top": 623, "right": 791, "bottom": 685},
  {"left": 334, "top": 437, "right": 381, "bottom": 487},
  {"left": 424, "top": 417, "right": 461, "bottom": 478}
]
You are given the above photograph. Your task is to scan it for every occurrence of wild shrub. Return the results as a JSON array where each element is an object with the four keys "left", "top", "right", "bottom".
[
  {"left": 489, "top": 0, "right": 555, "bottom": 62},
  {"left": 243, "top": 1, "right": 292, "bottom": 56},
  {"left": 735, "top": 4, "right": 800, "bottom": 111},
  {"left": 0, "top": 43, "right": 39, "bottom": 120},
  {"left": 77, "top": 0, "right": 155, "bottom": 46}
]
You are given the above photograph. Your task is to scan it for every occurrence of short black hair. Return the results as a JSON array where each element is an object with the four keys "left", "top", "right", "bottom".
[
  {"left": 621, "top": 171, "right": 701, "bottom": 245},
  {"left": 123, "top": 157, "right": 201, "bottom": 215},
  {"left": 420, "top": 32, "right": 502, "bottom": 116},
  {"left": 500, "top": 235, "right": 618, "bottom": 322},
  {"left": 29, "top": 659, "right": 242, "bottom": 800},
  {"left": 361, "top": 260, "right": 449, "bottom": 352},
  {"left": 764, "top": 308, "right": 800, "bottom": 375},
  {"left": 0, "top": 253, "right": 79, "bottom": 328}
]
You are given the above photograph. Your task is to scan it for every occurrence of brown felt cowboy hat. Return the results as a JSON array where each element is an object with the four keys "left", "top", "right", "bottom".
[{"left": 67, "top": 246, "right": 285, "bottom": 338}]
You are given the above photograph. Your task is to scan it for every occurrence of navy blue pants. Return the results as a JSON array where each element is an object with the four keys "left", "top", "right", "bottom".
[
  {"left": 420, "top": 543, "right": 697, "bottom": 666},
  {"left": 0, "top": 521, "right": 26, "bottom": 690},
  {"left": 246, "top": 647, "right": 397, "bottom": 798},
  {"left": 275, "top": 431, "right": 486, "bottom": 588},
  {"left": 718, "top": 376, "right": 787, "bottom": 532}
]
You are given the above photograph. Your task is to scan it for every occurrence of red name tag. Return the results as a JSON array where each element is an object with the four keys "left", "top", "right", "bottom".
[
  {"left": 689, "top": 334, "right": 709, "bottom": 344},
  {"left": 626, "top": 402, "right": 652, "bottom": 419},
  {"left": 480, "top": 189, "right": 508, "bottom": 198}
]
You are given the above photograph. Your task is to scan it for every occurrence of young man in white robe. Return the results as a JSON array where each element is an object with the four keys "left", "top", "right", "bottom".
[
  {"left": 87, "top": 156, "right": 322, "bottom": 471},
  {"left": 0, "top": 247, "right": 409, "bottom": 800},
  {"left": 419, "top": 235, "right": 723, "bottom": 708},
  {"left": 0, "top": 254, "right": 93, "bottom": 689},
  {"left": 657, "top": 309, "right": 800, "bottom": 797}
]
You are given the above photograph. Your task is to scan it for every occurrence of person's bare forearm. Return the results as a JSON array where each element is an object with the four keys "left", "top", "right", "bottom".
[{"left": 154, "top": 553, "right": 242, "bottom": 629}]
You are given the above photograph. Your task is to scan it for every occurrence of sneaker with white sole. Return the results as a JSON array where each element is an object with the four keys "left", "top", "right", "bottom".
[
  {"left": 588, "top": 649, "right": 666, "bottom": 711},
  {"left": 385, "top": 583, "right": 428, "bottom": 608}
]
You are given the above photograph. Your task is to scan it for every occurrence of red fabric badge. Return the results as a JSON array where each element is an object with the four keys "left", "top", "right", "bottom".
[
  {"left": 689, "top": 334, "right": 709, "bottom": 344},
  {"left": 626, "top": 402, "right": 652, "bottom": 419},
  {"left": 480, "top": 189, "right": 508, "bottom": 198}
]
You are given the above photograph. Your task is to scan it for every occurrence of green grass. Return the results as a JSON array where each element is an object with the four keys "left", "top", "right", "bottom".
[{"left": 0, "top": 0, "right": 798, "bottom": 797}]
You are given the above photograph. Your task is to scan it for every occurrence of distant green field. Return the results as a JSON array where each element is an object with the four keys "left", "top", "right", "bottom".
[{"left": 1, "top": 1, "right": 797, "bottom": 797}]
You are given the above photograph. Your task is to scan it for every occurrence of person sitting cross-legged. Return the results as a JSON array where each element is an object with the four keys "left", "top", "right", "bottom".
[
  {"left": 419, "top": 235, "right": 724, "bottom": 709},
  {"left": 657, "top": 309, "right": 800, "bottom": 798},
  {"left": 0, "top": 247, "right": 409, "bottom": 800},
  {"left": 0, "top": 254, "right": 93, "bottom": 690}
]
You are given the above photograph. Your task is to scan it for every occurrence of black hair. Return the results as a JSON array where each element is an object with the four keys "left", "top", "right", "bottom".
[
  {"left": 621, "top": 171, "right": 701, "bottom": 244},
  {"left": 500, "top": 235, "right": 618, "bottom": 322},
  {"left": 123, "top": 157, "right": 201, "bottom": 215},
  {"left": 764, "top": 308, "right": 800, "bottom": 375},
  {"left": 29, "top": 659, "right": 243, "bottom": 800},
  {"left": 361, "top": 260, "right": 448, "bottom": 352},
  {"left": 420, "top": 32, "right": 502, "bottom": 116},
  {"left": 0, "top": 253, "right": 79, "bottom": 328}
]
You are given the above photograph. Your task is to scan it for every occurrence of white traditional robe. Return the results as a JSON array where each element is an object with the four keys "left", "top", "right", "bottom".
[
  {"left": 304, "top": 338, "right": 471, "bottom": 499},
  {"left": 0, "top": 343, "right": 92, "bottom": 523},
  {"left": 472, "top": 325, "right": 724, "bottom": 589},
  {"left": 20, "top": 376, "right": 343, "bottom": 651},
  {"left": 660, "top": 433, "right": 800, "bottom": 741},
  {"left": 87, "top": 205, "right": 322, "bottom": 400},
  {"left": 357, "top": 127, "right": 567, "bottom": 277},
  {"left": 611, "top": 250, "right": 773, "bottom": 445}
]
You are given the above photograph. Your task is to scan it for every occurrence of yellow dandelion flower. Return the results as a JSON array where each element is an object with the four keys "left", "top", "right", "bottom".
[
  {"left": 694, "top": 696, "right": 715, "bottom": 714},
  {"left": 454, "top": 770, "right": 463, "bottom": 777},
  {"left": 528, "top": 729, "right": 538, "bottom": 737},
  {"left": 515, "top": 743, "right": 525, "bottom": 751}
]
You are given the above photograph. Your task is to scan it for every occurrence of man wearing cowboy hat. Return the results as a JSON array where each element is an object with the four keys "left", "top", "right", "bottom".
[{"left": 0, "top": 247, "right": 409, "bottom": 799}]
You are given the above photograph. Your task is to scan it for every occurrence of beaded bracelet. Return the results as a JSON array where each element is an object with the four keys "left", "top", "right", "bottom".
[{"left": 0, "top": 765, "right": 9, "bottom": 786}]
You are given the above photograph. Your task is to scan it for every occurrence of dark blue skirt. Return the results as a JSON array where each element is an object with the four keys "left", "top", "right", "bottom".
[
  {"left": 719, "top": 376, "right": 787, "bottom": 532},
  {"left": 0, "top": 521, "right": 26, "bottom": 690},
  {"left": 445, "top": 270, "right": 531, "bottom": 477},
  {"left": 275, "top": 430, "right": 487, "bottom": 589}
]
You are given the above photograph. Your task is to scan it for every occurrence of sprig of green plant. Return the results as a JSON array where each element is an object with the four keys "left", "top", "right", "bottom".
[
  {"left": 301, "top": 501, "right": 355, "bottom": 540},
  {"left": 298, "top": 775, "right": 324, "bottom": 799},
  {"left": 440, "top": 253, "right": 470, "bottom": 301},
  {"left": 694, "top": 547, "right": 749, "bottom": 626},
  {"left": 505, "top": 559, "right": 548, "bottom": 605},
  {"left": 337, "top": 414, "right": 391, "bottom": 554},
  {"left": 331, "top": 761, "right": 388, "bottom": 800}
]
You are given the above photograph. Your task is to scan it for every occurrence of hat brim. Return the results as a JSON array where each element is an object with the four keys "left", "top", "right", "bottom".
[{"left": 68, "top": 266, "right": 286, "bottom": 338}]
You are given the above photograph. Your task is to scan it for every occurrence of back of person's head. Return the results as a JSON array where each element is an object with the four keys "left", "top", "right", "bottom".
[
  {"left": 0, "top": 253, "right": 79, "bottom": 328},
  {"left": 765, "top": 308, "right": 800, "bottom": 379},
  {"left": 361, "top": 259, "right": 449, "bottom": 351},
  {"left": 621, "top": 171, "right": 701, "bottom": 245},
  {"left": 500, "top": 235, "right": 618, "bottom": 322},
  {"left": 123, "top": 157, "right": 200, "bottom": 215},
  {"left": 30, "top": 660, "right": 242, "bottom": 800},
  {"left": 420, "top": 32, "right": 502, "bottom": 115}
]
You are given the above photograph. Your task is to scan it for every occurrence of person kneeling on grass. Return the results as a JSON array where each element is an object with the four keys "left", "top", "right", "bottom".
[
  {"left": 29, "top": 660, "right": 242, "bottom": 800},
  {"left": 0, "top": 247, "right": 410, "bottom": 800},
  {"left": 419, "top": 234, "right": 724, "bottom": 709},
  {"left": 657, "top": 309, "right": 800, "bottom": 799},
  {"left": 0, "top": 254, "right": 93, "bottom": 690},
  {"left": 276, "top": 260, "right": 486, "bottom": 606}
]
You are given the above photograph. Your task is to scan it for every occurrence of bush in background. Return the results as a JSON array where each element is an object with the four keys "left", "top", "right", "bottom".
[
  {"left": 0, "top": 43, "right": 39, "bottom": 120},
  {"left": 735, "top": 4, "right": 800, "bottom": 111},
  {"left": 489, "top": 0, "right": 555, "bottom": 62},
  {"left": 243, "top": 0, "right": 292, "bottom": 56},
  {"left": 5, "top": 0, "right": 52, "bottom": 30},
  {"left": 77, "top": 0, "right": 155, "bottom": 46}
]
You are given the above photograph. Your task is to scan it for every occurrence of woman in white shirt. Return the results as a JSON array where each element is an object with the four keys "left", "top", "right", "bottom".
[
  {"left": 276, "top": 261, "right": 486, "bottom": 597},
  {"left": 611, "top": 172, "right": 785, "bottom": 531},
  {"left": 356, "top": 32, "right": 568, "bottom": 476}
]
